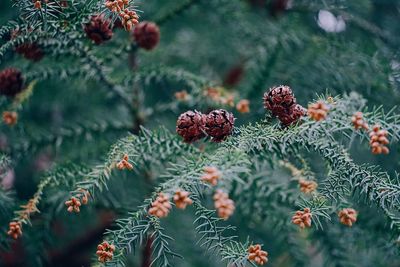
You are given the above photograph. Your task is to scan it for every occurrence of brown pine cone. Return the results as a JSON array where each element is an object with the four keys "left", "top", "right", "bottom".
[
  {"left": 278, "top": 104, "right": 307, "bottom": 126},
  {"left": 205, "top": 109, "right": 235, "bottom": 142},
  {"left": 263, "top": 85, "right": 296, "bottom": 117},
  {"left": 176, "top": 110, "right": 207, "bottom": 143},
  {"left": 133, "top": 21, "right": 160, "bottom": 50},
  {"left": 15, "top": 42, "right": 44, "bottom": 61},
  {"left": 84, "top": 15, "right": 113, "bottom": 45},
  {"left": 0, "top": 68, "right": 24, "bottom": 97}
]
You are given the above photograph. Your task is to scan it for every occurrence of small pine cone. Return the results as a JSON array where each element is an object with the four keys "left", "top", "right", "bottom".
[
  {"left": 263, "top": 85, "right": 296, "bottom": 116},
  {"left": 173, "top": 190, "right": 193, "bottom": 209},
  {"left": 65, "top": 197, "right": 81, "bottom": 213},
  {"left": 15, "top": 42, "right": 44, "bottom": 61},
  {"left": 299, "top": 179, "right": 318, "bottom": 194},
  {"left": 248, "top": 244, "right": 269, "bottom": 265},
  {"left": 278, "top": 104, "right": 307, "bottom": 126},
  {"left": 205, "top": 109, "right": 235, "bottom": 142},
  {"left": 96, "top": 241, "right": 115, "bottom": 263},
  {"left": 34, "top": 0, "right": 41, "bottom": 9},
  {"left": 79, "top": 188, "right": 90, "bottom": 205},
  {"left": 116, "top": 154, "right": 134, "bottom": 170},
  {"left": 292, "top": 207, "right": 312, "bottom": 229},
  {"left": 60, "top": 0, "right": 68, "bottom": 7},
  {"left": 7, "top": 221, "right": 22, "bottom": 240},
  {"left": 351, "top": 112, "right": 369, "bottom": 130},
  {"left": 204, "top": 87, "right": 221, "bottom": 101},
  {"left": 308, "top": 101, "right": 329, "bottom": 121},
  {"left": 220, "top": 94, "right": 235, "bottom": 107},
  {"left": 369, "top": 125, "right": 389, "bottom": 155},
  {"left": 223, "top": 64, "right": 244, "bottom": 87},
  {"left": 2, "top": 111, "right": 18, "bottom": 126},
  {"left": 148, "top": 193, "right": 172, "bottom": 218},
  {"left": 0, "top": 68, "right": 25, "bottom": 97},
  {"left": 201, "top": 166, "right": 221, "bottom": 186},
  {"left": 174, "top": 90, "right": 190, "bottom": 101},
  {"left": 105, "top": 0, "right": 128, "bottom": 12},
  {"left": 236, "top": 99, "right": 250, "bottom": 113},
  {"left": 338, "top": 208, "right": 357, "bottom": 227},
  {"left": 119, "top": 9, "right": 139, "bottom": 31},
  {"left": 84, "top": 15, "right": 113, "bottom": 45},
  {"left": 176, "top": 110, "right": 206, "bottom": 143},
  {"left": 213, "top": 190, "right": 235, "bottom": 220},
  {"left": 133, "top": 22, "right": 160, "bottom": 50}
]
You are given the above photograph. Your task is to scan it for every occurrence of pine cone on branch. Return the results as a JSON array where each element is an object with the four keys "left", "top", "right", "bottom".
[
  {"left": 176, "top": 110, "right": 207, "bottom": 143},
  {"left": 133, "top": 22, "right": 160, "bottom": 50},
  {"left": 205, "top": 109, "right": 235, "bottom": 142},
  {"left": 15, "top": 42, "right": 44, "bottom": 61},
  {"left": 84, "top": 15, "right": 113, "bottom": 45},
  {"left": 0, "top": 68, "right": 25, "bottom": 97}
]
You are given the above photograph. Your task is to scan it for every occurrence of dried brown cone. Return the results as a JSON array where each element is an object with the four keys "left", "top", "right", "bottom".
[
  {"left": 0, "top": 68, "right": 25, "bottom": 97},
  {"left": 173, "top": 190, "right": 193, "bottom": 209},
  {"left": 263, "top": 85, "right": 296, "bottom": 117},
  {"left": 248, "top": 244, "right": 268, "bottom": 265},
  {"left": 369, "top": 124, "right": 389, "bottom": 155},
  {"left": 308, "top": 101, "right": 329, "bottom": 121},
  {"left": 236, "top": 99, "right": 250, "bottom": 113},
  {"left": 148, "top": 193, "right": 172, "bottom": 218},
  {"left": 201, "top": 166, "right": 221, "bottom": 186},
  {"left": 299, "top": 179, "right": 318, "bottom": 194},
  {"left": 2, "top": 111, "right": 18, "bottom": 126},
  {"left": 205, "top": 109, "right": 235, "bottom": 142},
  {"left": 338, "top": 208, "right": 357, "bottom": 227},
  {"left": 96, "top": 241, "right": 115, "bottom": 263},
  {"left": 15, "top": 42, "right": 44, "bottom": 61},
  {"left": 213, "top": 190, "right": 235, "bottom": 220},
  {"left": 65, "top": 197, "right": 81, "bottom": 213},
  {"left": 292, "top": 207, "right": 312, "bottom": 229},
  {"left": 7, "top": 221, "right": 22, "bottom": 240},
  {"left": 176, "top": 110, "right": 206, "bottom": 143},
  {"left": 278, "top": 104, "right": 307, "bottom": 126},
  {"left": 351, "top": 112, "right": 369, "bottom": 130},
  {"left": 119, "top": 9, "right": 139, "bottom": 31},
  {"left": 84, "top": 15, "right": 113, "bottom": 45},
  {"left": 133, "top": 21, "right": 160, "bottom": 50}
]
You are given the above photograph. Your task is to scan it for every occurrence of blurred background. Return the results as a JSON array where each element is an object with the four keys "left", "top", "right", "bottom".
[{"left": 0, "top": 0, "right": 399, "bottom": 266}]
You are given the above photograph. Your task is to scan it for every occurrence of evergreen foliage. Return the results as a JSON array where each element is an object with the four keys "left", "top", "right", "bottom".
[{"left": 0, "top": 0, "right": 399, "bottom": 266}]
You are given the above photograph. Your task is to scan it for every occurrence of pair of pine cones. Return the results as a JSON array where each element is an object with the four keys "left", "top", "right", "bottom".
[
  {"left": 84, "top": 15, "right": 160, "bottom": 50},
  {"left": 176, "top": 109, "right": 235, "bottom": 143}
]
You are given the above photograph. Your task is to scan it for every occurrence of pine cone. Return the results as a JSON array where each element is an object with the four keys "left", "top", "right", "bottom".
[
  {"left": 205, "top": 109, "right": 235, "bottom": 142},
  {"left": 338, "top": 208, "right": 357, "bottom": 227},
  {"left": 0, "top": 68, "right": 24, "bottom": 97},
  {"left": 133, "top": 21, "right": 160, "bottom": 50},
  {"left": 176, "top": 110, "right": 206, "bottom": 143},
  {"left": 263, "top": 85, "right": 296, "bottom": 116},
  {"left": 15, "top": 42, "right": 44, "bottom": 61},
  {"left": 84, "top": 15, "right": 113, "bottom": 45},
  {"left": 278, "top": 104, "right": 307, "bottom": 126}
]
